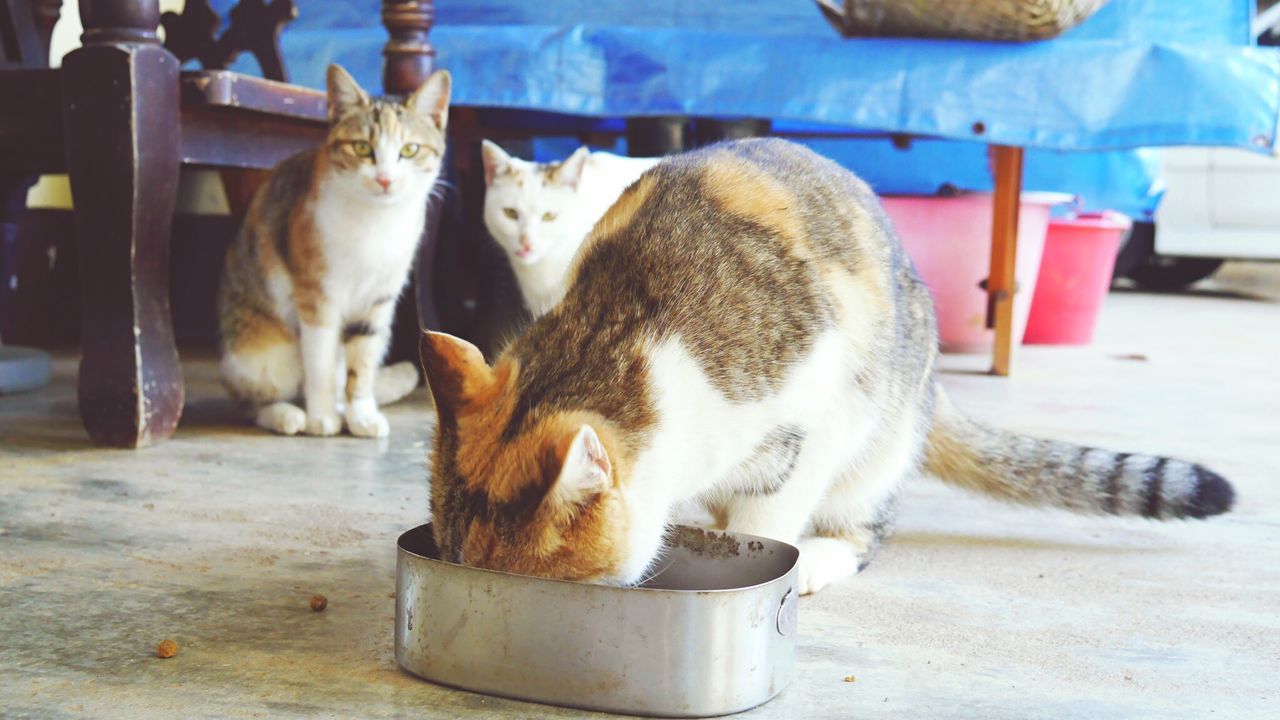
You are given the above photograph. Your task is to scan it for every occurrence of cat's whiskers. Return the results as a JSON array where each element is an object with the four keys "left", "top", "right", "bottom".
[
  {"left": 427, "top": 179, "right": 453, "bottom": 206},
  {"left": 630, "top": 558, "right": 675, "bottom": 588}
]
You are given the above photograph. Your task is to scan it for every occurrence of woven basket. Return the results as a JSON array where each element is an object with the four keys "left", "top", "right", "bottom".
[{"left": 816, "top": 0, "right": 1110, "bottom": 41}]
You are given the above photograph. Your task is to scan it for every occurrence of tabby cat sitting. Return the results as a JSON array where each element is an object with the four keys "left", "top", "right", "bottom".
[{"left": 219, "top": 64, "right": 450, "bottom": 438}]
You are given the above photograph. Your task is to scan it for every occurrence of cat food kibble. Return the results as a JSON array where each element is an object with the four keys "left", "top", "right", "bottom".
[
  {"left": 310, "top": 594, "right": 328, "bottom": 612},
  {"left": 156, "top": 639, "right": 178, "bottom": 659}
]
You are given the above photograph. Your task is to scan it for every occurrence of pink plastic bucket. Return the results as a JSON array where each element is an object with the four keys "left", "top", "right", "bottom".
[
  {"left": 1023, "top": 212, "right": 1131, "bottom": 345},
  {"left": 882, "top": 193, "right": 1070, "bottom": 353}
]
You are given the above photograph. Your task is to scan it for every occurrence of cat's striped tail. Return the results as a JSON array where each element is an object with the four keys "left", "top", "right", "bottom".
[{"left": 922, "top": 387, "right": 1235, "bottom": 519}]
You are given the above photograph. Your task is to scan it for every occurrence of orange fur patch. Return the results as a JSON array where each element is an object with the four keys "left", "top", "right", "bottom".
[
  {"left": 822, "top": 264, "right": 890, "bottom": 358},
  {"left": 701, "top": 153, "right": 804, "bottom": 251},
  {"left": 420, "top": 333, "right": 506, "bottom": 416},
  {"left": 469, "top": 410, "right": 622, "bottom": 505},
  {"left": 227, "top": 309, "right": 295, "bottom": 355},
  {"left": 587, "top": 172, "right": 656, "bottom": 242},
  {"left": 441, "top": 365, "right": 631, "bottom": 581},
  {"left": 232, "top": 195, "right": 270, "bottom": 269},
  {"left": 286, "top": 189, "right": 326, "bottom": 325}
]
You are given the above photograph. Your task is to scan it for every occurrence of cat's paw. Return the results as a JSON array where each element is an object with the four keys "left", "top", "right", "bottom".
[
  {"left": 796, "top": 537, "right": 862, "bottom": 596},
  {"left": 304, "top": 411, "right": 342, "bottom": 437},
  {"left": 345, "top": 403, "right": 390, "bottom": 439},
  {"left": 256, "top": 403, "right": 307, "bottom": 436}
]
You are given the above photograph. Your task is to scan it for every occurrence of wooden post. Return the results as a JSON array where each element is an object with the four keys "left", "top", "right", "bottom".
[
  {"left": 382, "top": 0, "right": 436, "bottom": 94},
  {"left": 987, "top": 145, "right": 1024, "bottom": 377},
  {"left": 62, "top": 0, "right": 184, "bottom": 446}
]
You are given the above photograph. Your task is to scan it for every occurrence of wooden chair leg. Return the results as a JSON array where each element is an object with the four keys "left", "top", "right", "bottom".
[
  {"left": 987, "top": 145, "right": 1025, "bottom": 377},
  {"left": 61, "top": 3, "right": 184, "bottom": 447}
]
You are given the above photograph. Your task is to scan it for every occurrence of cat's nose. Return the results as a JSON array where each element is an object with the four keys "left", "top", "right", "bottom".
[{"left": 376, "top": 175, "right": 392, "bottom": 190}]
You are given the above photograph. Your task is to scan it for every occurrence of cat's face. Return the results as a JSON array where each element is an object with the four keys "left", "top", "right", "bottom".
[
  {"left": 420, "top": 332, "right": 647, "bottom": 585},
  {"left": 323, "top": 64, "right": 451, "bottom": 203},
  {"left": 481, "top": 142, "right": 591, "bottom": 264}
]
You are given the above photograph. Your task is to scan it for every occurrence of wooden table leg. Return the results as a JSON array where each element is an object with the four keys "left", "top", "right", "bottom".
[
  {"left": 987, "top": 145, "right": 1024, "bottom": 377},
  {"left": 61, "top": 1, "right": 184, "bottom": 447}
]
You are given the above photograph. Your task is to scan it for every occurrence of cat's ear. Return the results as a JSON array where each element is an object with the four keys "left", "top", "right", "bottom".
[
  {"left": 481, "top": 140, "right": 511, "bottom": 186},
  {"left": 554, "top": 147, "right": 590, "bottom": 189},
  {"left": 407, "top": 70, "right": 452, "bottom": 130},
  {"left": 552, "top": 425, "right": 612, "bottom": 505},
  {"left": 419, "top": 331, "right": 493, "bottom": 423},
  {"left": 326, "top": 64, "right": 370, "bottom": 121}
]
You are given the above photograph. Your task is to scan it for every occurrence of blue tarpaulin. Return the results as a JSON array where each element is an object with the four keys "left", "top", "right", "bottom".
[
  {"left": 214, "top": 0, "right": 1277, "bottom": 215},
  {"left": 238, "top": 0, "right": 1279, "bottom": 152},
  {"left": 530, "top": 134, "right": 1165, "bottom": 218}
]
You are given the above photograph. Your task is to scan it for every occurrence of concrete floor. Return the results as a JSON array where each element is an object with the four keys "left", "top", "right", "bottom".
[{"left": 2, "top": 264, "right": 1278, "bottom": 719}]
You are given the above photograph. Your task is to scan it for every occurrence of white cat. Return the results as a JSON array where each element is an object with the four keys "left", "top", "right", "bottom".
[{"left": 481, "top": 141, "right": 659, "bottom": 316}]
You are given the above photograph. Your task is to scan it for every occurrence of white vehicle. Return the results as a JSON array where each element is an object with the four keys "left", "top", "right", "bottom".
[{"left": 1116, "top": 4, "right": 1280, "bottom": 289}]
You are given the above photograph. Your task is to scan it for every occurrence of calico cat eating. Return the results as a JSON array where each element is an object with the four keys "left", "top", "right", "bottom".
[
  {"left": 218, "top": 64, "right": 450, "bottom": 438},
  {"left": 481, "top": 141, "right": 659, "bottom": 316},
  {"left": 419, "top": 138, "right": 1234, "bottom": 595}
]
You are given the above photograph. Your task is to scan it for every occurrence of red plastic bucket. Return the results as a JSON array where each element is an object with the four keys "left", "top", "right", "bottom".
[
  {"left": 1023, "top": 212, "right": 1132, "bottom": 345},
  {"left": 883, "top": 193, "right": 1070, "bottom": 353}
]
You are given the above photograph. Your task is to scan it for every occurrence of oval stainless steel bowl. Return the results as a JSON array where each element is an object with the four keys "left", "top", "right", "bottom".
[{"left": 395, "top": 523, "right": 799, "bottom": 717}]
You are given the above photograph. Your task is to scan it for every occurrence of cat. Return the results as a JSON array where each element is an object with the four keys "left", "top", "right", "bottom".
[
  {"left": 218, "top": 64, "right": 451, "bottom": 438},
  {"left": 418, "top": 138, "right": 1234, "bottom": 595},
  {"left": 480, "top": 141, "right": 659, "bottom": 316}
]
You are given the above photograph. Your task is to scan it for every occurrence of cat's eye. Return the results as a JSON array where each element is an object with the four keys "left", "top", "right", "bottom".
[
  {"left": 503, "top": 208, "right": 519, "bottom": 220},
  {"left": 542, "top": 212, "right": 557, "bottom": 222},
  {"left": 400, "top": 143, "right": 420, "bottom": 159},
  {"left": 351, "top": 140, "right": 373, "bottom": 158}
]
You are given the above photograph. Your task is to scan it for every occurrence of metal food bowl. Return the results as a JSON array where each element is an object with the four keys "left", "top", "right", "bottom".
[{"left": 395, "top": 523, "right": 800, "bottom": 717}]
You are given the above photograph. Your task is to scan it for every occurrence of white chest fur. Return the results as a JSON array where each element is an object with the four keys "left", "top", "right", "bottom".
[
  {"left": 310, "top": 179, "right": 429, "bottom": 319},
  {"left": 616, "top": 330, "right": 871, "bottom": 582}
]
